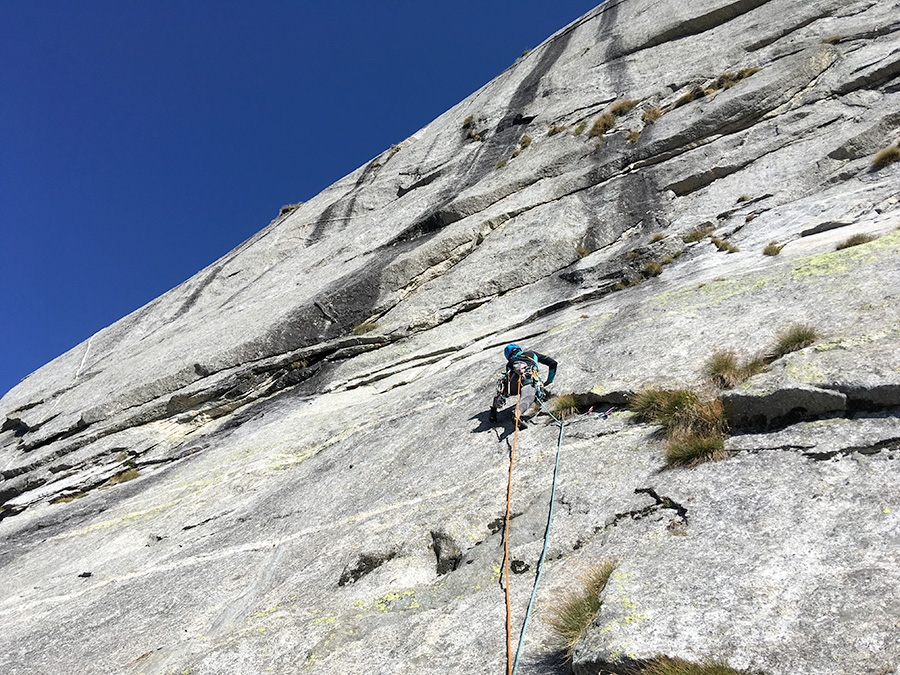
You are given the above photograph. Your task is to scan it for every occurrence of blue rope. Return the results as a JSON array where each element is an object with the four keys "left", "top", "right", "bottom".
[{"left": 511, "top": 398, "right": 565, "bottom": 674}]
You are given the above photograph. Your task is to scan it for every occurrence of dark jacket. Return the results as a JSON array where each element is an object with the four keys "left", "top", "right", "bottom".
[{"left": 507, "top": 350, "right": 557, "bottom": 386}]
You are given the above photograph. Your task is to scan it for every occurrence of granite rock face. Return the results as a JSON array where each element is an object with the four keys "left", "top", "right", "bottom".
[{"left": 2, "top": 1, "right": 900, "bottom": 673}]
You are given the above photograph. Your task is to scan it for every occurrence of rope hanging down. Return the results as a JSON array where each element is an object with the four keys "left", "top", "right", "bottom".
[
  {"left": 503, "top": 380, "right": 522, "bottom": 675},
  {"left": 511, "top": 399, "right": 565, "bottom": 675},
  {"left": 503, "top": 384, "right": 566, "bottom": 675}
]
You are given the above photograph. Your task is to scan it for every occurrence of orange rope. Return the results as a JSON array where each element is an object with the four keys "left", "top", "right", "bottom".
[{"left": 504, "top": 377, "right": 522, "bottom": 675}]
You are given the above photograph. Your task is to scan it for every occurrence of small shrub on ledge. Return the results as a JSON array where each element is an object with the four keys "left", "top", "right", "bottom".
[
  {"left": 871, "top": 142, "right": 900, "bottom": 170},
  {"left": 763, "top": 241, "right": 784, "bottom": 256},
  {"left": 836, "top": 233, "right": 877, "bottom": 250},
  {"left": 770, "top": 323, "right": 818, "bottom": 360}
]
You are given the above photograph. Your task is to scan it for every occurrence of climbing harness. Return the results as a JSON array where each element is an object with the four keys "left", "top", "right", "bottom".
[{"left": 503, "top": 392, "right": 567, "bottom": 675}]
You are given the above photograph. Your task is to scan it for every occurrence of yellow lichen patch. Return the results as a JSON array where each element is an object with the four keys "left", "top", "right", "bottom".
[{"left": 791, "top": 229, "right": 900, "bottom": 281}]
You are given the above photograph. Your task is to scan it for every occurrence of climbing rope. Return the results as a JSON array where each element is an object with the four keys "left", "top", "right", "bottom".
[
  {"left": 510, "top": 398, "right": 565, "bottom": 675},
  {"left": 503, "top": 378, "right": 522, "bottom": 675}
]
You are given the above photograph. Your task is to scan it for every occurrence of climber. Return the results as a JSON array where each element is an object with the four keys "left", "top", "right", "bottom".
[{"left": 489, "top": 343, "right": 557, "bottom": 427}]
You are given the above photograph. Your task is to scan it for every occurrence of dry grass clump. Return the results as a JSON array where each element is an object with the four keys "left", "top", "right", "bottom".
[
  {"left": 548, "top": 393, "right": 580, "bottom": 420},
  {"left": 770, "top": 323, "right": 818, "bottom": 360},
  {"left": 682, "top": 224, "right": 714, "bottom": 243},
  {"left": 547, "top": 125, "right": 566, "bottom": 136},
  {"left": 588, "top": 112, "right": 616, "bottom": 138},
  {"left": 573, "top": 120, "right": 587, "bottom": 135},
  {"left": 643, "top": 656, "right": 753, "bottom": 675},
  {"left": 642, "top": 106, "right": 663, "bottom": 123},
  {"left": 649, "top": 233, "right": 667, "bottom": 243},
  {"left": 642, "top": 261, "right": 663, "bottom": 277},
  {"left": 629, "top": 389, "right": 728, "bottom": 467},
  {"left": 836, "top": 233, "right": 877, "bottom": 250},
  {"left": 575, "top": 243, "right": 590, "bottom": 258},
  {"left": 351, "top": 320, "right": 379, "bottom": 335},
  {"left": 714, "top": 67, "right": 760, "bottom": 89},
  {"left": 665, "top": 433, "right": 727, "bottom": 466},
  {"left": 278, "top": 203, "right": 303, "bottom": 217},
  {"left": 763, "top": 241, "right": 784, "bottom": 256},
  {"left": 462, "top": 116, "right": 483, "bottom": 142},
  {"left": 587, "top": 99, "right": 638, "bottom": 139},
  {"left": 609, "top": 98, "right": 639, "bottom": 116},
  {"left": 495, "top": 159, "right": 508, "bottom": 169},
  {"left": 703, "top": 350, "right": 766, "bottom": 389},
  {"left": 672, "top": 87, "right": 706, "bottom": 109},
  {"left": 519, "top": 134, "right": 532, "bottom": 149},
  {"left": 107, "top": 468, "right": 141, "bottom": 486},
  {"left": 626, "top": 129, "right": 642, "bottom": 144},
  {"left": 710, "top": 236, "right": 739, "bottom": 253},
  {"left": 871, "top": 142, "right": 900, "bottom": 169},
  {"left": 545, "top": 559, "right": 616, "bottom": 656}
]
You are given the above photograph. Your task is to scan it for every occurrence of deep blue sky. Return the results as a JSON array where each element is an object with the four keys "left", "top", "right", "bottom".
[{"left": 0, "top": 1, "right": 599, "bottom": 397}]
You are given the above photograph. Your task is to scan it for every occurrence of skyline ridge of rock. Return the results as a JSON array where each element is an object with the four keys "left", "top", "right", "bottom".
[{"left": 2, "top": 0, "right": 900, "bottom": 673}]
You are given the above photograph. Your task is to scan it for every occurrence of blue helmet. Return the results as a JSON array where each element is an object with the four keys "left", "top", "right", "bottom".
[{"left": 504, "top": 343, "right": 522, "bottom": 360}]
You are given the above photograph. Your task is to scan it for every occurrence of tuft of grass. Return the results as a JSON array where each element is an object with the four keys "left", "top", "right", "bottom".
[
  {"left": 629, "top": 388, "right": 701, "bottom": 431},
  {"left": 763, "top": 241, "right": 784, "bottom": 256},
  {"left": 660, "top": 255, "right": 675, "bottom": 265},
  {"left": 278, "top": 203, "right": 303, "bottom": 217},
  {"left": 548, "top": 393, "right": 580, "bottom": 420},
  {"left": 588, "top": 113, "right": 615, "bottom": 138},
  {"left": 641, "top": 106, "right": 663, "bottom": 123},
  {"left": 51, "top": 492, "right": 88, "bottom": 504},
  {"left": 682, "top": 224, "right": 713, "bottom": 243},
  {"left": 573, "top": 120, "right": 587, "bottom": 135},
  {"left": 466, "top": 128, "right": 482, "bottom": 142},
  {"left": 625, "top": 129, "right": 642, "bottom": 144},
  {"left": 642, "top": 261, "right": 663, "bottom": 277},
  {"left": 665, "top": 433, "right": 726, "bottom": 466},
  {"left": 608, "top": 98, "right": 638, "bottom": 117},
  {"left": 822, "top": 35, "right": 842, "bottom": 45},
  {"left": 629, "top": 389, "right": 728, "bottom": 467},
  {"left": 575, "top": 243, "right": 591, "bottom": 258},
  {"left": 649, "top": 233, "right": 667, "bottom": 243},
  {"left": 547, "top": 125, "right": 566, "bottom": 136},
  {"left": 545, "top": 560, "right": 616, "bottom": 656},
  {"left": 714, "top": 67, "right": 760, "bottom": 89},
  {"left": 871, "top": 144, "right": 900, "bottom": 169},
  {"left": 351, "top": 320, "right": 379, "bottom": 335},
  {"left": 770, "top": 323, "right": 818, "bottom": 359},
  {"left": 107, "top": 468, "right": 141, "bottom": 486},
  {"left": 519, "top": 134, "right": 532, "bottom": 149},
  {"left": 736, "top": 195, "right": 750, "bottom": 203},
  {"left": 511, "top": 149, "right": 521, "bottom": 158},
  {"left": 836, "top": 233, "right": 877, "bottom": 250},
  {"left": 626, "top": 249, "right": 641, "bottom": 260},
  {"left": 672, "top": 87, "right": 705, "bottom": 109},
  {"left": 703, "top": 350, "right": 767, "bottom": 389},
  {"left": 710, "top": 236, "right": 739, "bottom": 253},
  {"left": 462, "top": 115, "right": 474, "bottom": 128},
  {"left": 644, "top": 656, "right": 753, "bottom": 675},
  {"left": 495, "top": 159, "right": 508, "bottom": 169}
]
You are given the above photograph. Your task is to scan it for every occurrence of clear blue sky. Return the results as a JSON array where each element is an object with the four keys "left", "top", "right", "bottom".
[{"left": 0, "top": 1, "right": 599, "bottom": 397}]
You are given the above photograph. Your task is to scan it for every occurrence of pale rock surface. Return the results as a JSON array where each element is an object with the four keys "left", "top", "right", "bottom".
[{"left": 2, "top": 0, "right": 900, "bottom": 674}]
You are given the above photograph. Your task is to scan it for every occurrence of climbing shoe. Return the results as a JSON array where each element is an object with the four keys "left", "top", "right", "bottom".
[
  {"left": 515, "top": 417, "right": 528, "bottom": 430},
  {"left": 489, "top": 407, "right": 497, "bottom": 423}
]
